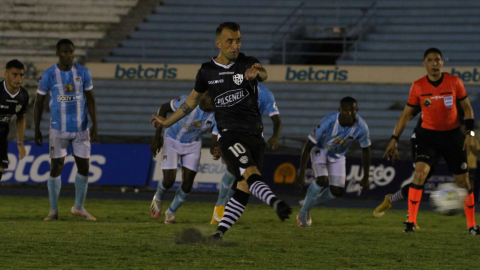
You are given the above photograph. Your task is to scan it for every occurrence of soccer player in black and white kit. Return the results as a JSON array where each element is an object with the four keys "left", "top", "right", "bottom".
[
  {"left": 151, "top": 22, "right": 292, "bottom": 239},
  {"left": 0, "top": 60, "right": 29, "bottom": 180}
]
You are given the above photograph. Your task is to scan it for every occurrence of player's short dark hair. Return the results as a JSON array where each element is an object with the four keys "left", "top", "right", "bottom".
[
  {"left": 216, "top": 22, "right": 241, "bottom": 37},
  {"left": 56, "top": 39, "right": 75, "bottom": 51},
  {"left": 423, "top": 48, "right": 442, "bottom": 60},
  {"left": 5, "top": 59, "right": 24, "bottom": 70},
  {"left": 340, "top": 96, "right": 357, "bottom": 106}
]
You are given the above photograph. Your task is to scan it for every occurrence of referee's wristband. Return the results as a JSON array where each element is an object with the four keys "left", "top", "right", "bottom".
[{"left": 390, "top": 135, "right": 399, "bottom": 141}]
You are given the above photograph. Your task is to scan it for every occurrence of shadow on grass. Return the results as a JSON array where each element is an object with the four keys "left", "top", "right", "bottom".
[{"left": 175, "top": 228, "right": 238, "bottom": 247}]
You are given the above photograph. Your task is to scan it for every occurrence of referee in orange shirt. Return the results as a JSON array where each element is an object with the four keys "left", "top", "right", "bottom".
[{"left": 384, "top": 48, "right": 479, "bottom": 235}]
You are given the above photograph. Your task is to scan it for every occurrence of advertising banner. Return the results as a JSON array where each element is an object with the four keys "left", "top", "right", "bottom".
[
  {"left": 85, "top": 63, "right": 480, "bottom": 85},
  {"left": 3, "top": 142, "right": 151, "bottom": 186},
  {"left": 148, "top": 148, "right": 226, "bottom": 192},
  {"left": 261, "top": 154, "right": 455, "bottom": 200}
]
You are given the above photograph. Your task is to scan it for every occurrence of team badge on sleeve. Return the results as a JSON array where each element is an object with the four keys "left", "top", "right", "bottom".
[
  {"left": 424, "top": 98, "right": 431, "bottom": 107},
  {"left": 251, "top": 63, "right": 263, "bottom": 69}
]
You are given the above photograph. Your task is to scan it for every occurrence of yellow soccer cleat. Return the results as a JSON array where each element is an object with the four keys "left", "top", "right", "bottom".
[
  {"left": 373, "top": 194, "right": 393, "bottom": 218},
  {"left": 210, "top": 205, "right": 225, "bottom": 224}
]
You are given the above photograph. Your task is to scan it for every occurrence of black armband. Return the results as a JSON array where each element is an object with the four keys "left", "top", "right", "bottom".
[
  {"left": 390, "top": 135, "right": 399, "bottom": 141},
  {"left": 466, "top": 118, "right": 475, "bottom": 131}
]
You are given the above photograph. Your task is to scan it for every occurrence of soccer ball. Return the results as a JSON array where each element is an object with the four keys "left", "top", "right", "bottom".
[{"left": 430, "top": 183, "right": 467, "bottom": 216}]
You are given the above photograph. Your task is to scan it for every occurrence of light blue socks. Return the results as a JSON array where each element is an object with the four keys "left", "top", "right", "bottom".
[
  {"left": 300, "top": 181, "right": 322, "bottom": 213},
  {"left": 312, "top": 187, "right": 336, "bottom": 207},
  {"left": 47, "top": 175, "right": 61, "bottom": 210},
  {"left": 155, "top": 179, "right": 167, "bottom": 200},
  {"left": 74, "top": 173, "right": 88, "bottom": 207},
  {"left": 216, "top": 170, "right": 235, "bottom": 206},
  {"left": 169, "top": 187, "right": 190, "bottom": 212}
]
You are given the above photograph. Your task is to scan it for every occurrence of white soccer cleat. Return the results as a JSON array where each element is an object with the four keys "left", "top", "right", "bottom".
[
  {"left": 150, "top": 195, "right": 162, "bottom": 219},
  {"left": 165, "top": 208, "right": 176, "bottom": 224},
  {"left": 71, "top": 206, "right": 97, "bottom": 221}
]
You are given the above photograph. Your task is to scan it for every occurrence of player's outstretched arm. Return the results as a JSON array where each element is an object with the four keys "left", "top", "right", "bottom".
[
  {"left": 244, "top": 67, "right": 267, "bottom": 82},
  {"left": 151, "top": 101, "right": 173, "bottom": 157},
  {"left": 295, "top": 139, "right": 315, "bottom": 189},
  {"left": 85, "top": 90, "right": 98, "bottom": 142},
  {"left": 459, "top": 97, "right": 477, "bottom": 154},
  {"left": 33, "top": 93, "right": 46, "bottom": 146},
  {"left": 266, "top": 115, "right": 282, "bottom": 150},
  {"left": 383, "top": 105, "right": 415, "bottom": 162},
  {"left": 15, "top": 113, "right": 26, "bottom": 159},
  {"left": 360, "top": 146, "right": 371, "bottom": 190},
  {"left": 151, "top": 89, "right": 203, "bottom": 129}
]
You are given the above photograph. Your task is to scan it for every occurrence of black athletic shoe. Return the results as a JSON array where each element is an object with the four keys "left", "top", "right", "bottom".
[
  {"left": 211, "top": 230, "right": 223, "bottom": 240},
  {"left": 273, "top": 200, "right": 292, "bottom": 221},
  {"left": 403, "top": 222, "right": 415, "bottom": 233},
  {"left": 469, "top": 225, "right": 480, "bottom": 235}
]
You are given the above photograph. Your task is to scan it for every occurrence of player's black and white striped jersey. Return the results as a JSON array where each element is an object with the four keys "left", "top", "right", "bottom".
[
  {"left": 0, "top": 80, "right": 29, "bottom": 138},
  {"left": 194, "top": 53, "right": 263, "bottom": 136}
]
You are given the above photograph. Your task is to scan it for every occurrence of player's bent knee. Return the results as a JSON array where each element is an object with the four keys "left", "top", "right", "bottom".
[
  {"left": 330, "top": 186, "right": 344, "bottom": 197},
  {"left": 236, "top": 180, "right": 250, "bottom": 194}
]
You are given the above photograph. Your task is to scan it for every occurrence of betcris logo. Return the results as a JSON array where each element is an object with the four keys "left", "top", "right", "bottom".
[
  {"left": 115, "top": 64, "right": 177, "bottom": 79},
  {"left": 2, "top": 145, "right": 104, "bottom": 184},
  {"left": 450, "top": 68, "right": 480, "bottom": 83},
  {"left": 285, "top": 66, "right": 348, "bottom": 82}
]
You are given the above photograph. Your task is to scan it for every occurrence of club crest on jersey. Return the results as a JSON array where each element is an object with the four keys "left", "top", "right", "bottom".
[
  {"left": 192, "top": 120, "right": 202, "bottom": 127},
  {"left": 64, "top": 83, "right": 74, "bottom": 92},
  {"left": 424, "top": 98, "right": 431, "bottom": 107},
  {"left": 233, "top": 74, "right": 243, "bottom": 85},
  {"left": 75, "top": 77, "right": 82, "bottom": 85},
  {"left": 15, "top": 105, "right": 22, "bottom": 112}
]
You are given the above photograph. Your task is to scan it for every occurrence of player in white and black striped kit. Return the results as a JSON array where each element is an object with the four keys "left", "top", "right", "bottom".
[
  {"left": 0, "top": 60, "right": 29, "bottom": 180},
  {"left": 151, "top": 22, "right": 292, "bottom": 239}
]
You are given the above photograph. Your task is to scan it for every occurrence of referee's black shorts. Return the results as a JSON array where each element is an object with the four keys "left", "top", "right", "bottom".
[
  {"left": 415, "top": 127, "right": 468, "bottom": 175},
  {"left": 218, "top": 132, "right": 265, "bottom": 180}
]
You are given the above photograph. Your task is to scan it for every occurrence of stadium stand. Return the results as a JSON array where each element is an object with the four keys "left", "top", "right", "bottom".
[
  {"left": 338, "top": 1, "right": 480, "bottom": 65},
  {"left": 0, "top": 0, "right": 139, "bottom": 63}
]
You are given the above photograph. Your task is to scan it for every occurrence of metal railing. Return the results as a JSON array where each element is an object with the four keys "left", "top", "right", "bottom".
[{"left": 271, "top": 1, "right": 377, "bottom": 65}]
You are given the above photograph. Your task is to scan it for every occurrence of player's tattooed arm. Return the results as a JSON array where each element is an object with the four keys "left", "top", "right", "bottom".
[{"left": 180, "top": 103, "right": 193, "bottom": 114}]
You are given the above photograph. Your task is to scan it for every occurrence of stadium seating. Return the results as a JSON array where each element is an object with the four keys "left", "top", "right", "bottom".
[
  {"left": 105, "top": 0, "right": 375, "bottom": 64},
  {"left": 338, "top": 1, "right": 480, "bottom": 65},
  {"left": 0, "top": 0, "right": 138, "bottom": 63}
]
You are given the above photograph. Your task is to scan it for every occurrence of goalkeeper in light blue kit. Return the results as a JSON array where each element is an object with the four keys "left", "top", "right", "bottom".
[
  {"left": 295, "top": 97, "right": 371, "bottom": 227},
  {"left": 209, "top": 82, "right": 282, "bottom": 224}
]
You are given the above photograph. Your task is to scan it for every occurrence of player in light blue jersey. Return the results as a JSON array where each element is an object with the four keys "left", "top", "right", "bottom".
[
  {"left": 150, "top": 92, "right": 215, "bottom": 224},
  {"left": 209, "top": 82, "right": 283, "bottom": 224},
  {"left": 295, "top": 97, "right": 371, "bottom": 227},
  {"left": 34, "top": 39, "right": 98, "bottom": 221}
]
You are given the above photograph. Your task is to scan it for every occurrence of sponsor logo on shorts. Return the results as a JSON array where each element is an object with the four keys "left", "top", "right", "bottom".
[
  {"left": 424, "top": 98, "right": 431, "bottom": 107},
  {"left": 239, "top": 156, "right": 248, "bottom": 164},
  {"left": 163, "top": 155, "right": 167, "bottom": 163},
  {"left": 208, "top": 79, "right": 224, "bottom": 85},
  {"left": 233, "top": 74, "right": 243, "bottom": 85},
  {"left": 214, "top": 89, "right": 249, "bottom": 107},
  {"left": 57, "top": 94, "right": 83, "bottom": 102},
  {"left": 461, "top": 162, "right": 467, "bottom": 170}
]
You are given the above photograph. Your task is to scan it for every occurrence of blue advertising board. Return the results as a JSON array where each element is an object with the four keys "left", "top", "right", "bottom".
[{"left": 3, "top": 142, "right": 151, "bottom": 186}]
